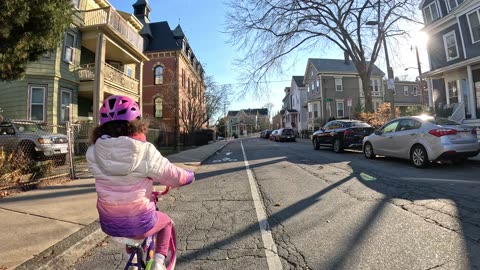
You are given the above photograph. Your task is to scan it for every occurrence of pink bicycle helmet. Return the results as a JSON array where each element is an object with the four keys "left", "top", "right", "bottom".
[{"left": 99, "top": 95, "right": 141, "bottom": 125}]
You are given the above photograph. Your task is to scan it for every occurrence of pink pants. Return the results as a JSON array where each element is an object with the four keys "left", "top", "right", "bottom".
[{"left": 133, "top": 211, "right": 172, "bottom": 256}]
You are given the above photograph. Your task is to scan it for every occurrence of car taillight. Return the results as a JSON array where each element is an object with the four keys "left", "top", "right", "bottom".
[
  {"left": 428, "top": 128, "right": 457, "bottom": 137},
  {"left": 344, "top": 129, "right": 351, "bottom": 136},
  {"left": 473, "top": 128, "right": 478, "bottom": 135}
]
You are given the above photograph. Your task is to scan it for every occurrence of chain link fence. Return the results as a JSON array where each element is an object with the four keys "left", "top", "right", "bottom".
[
  {"left": 0, "top": 120, "right": 216, "bottom": 197},
  {"left": 0, "top": 120, "right": 73, "bottom": 197}
]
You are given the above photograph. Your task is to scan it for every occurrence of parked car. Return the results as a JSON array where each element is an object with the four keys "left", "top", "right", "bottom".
[
  {"left": 312, "top": 120, "right": 374, "bottom": 152},
  {"left": 362, "top": 115, "right": 480, "bottom": 168},
  {"left": 269, "top": 130, "right": 279, "bottom": 141},
  {"left": 276, "top": 128, "right": 296, "bottom": 142},
  {"left": 0, "top": 120, "right": 69, "bottom": 164},
  {"left": 260, "top": 129, "right": 272, "bottom": 139}
]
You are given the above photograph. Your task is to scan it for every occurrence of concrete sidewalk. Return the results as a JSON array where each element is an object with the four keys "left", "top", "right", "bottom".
[{"left": 0, "top": 140, "right": 230, "bottom": 270}]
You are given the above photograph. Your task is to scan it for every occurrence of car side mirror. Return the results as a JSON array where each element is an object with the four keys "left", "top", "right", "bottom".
[{"left": 6, "top": 128, "right": 15, "bottom": 135}]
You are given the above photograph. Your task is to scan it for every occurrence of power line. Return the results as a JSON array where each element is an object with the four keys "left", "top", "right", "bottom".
[{"left": 215, "top": 79, "right": 294, "bottom": 87}]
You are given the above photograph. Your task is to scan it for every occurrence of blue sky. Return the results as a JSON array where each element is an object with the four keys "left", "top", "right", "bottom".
[{"left": 109, "top": 0, "right": 428, "bottom": 116}]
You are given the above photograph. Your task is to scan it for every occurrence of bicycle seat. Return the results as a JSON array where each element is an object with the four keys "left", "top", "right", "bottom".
[{"left": 111, "top": 237, "right": 143, "bottom": 247}]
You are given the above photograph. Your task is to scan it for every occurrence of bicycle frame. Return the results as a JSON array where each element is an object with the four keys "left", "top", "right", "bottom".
[{"left": 122, "top": 187, "right": 176, "bottom": 270}]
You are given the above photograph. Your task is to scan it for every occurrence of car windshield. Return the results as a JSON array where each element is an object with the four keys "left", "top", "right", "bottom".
[
  {"left": 283, "top": 129, "right": 294, "bottom": 135},
  {"left": 14, "top": 123, "right": 47, "bottom": 133},
  {"left": 427, "top": 117, "right": 461, "bottom": 126},
  {"left": 343, "top": 121, "right": 371, "bottom": 127}
]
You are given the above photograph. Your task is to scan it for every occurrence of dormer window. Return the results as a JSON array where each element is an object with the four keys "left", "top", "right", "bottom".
[
  {"left": 423, "top": 1, "right": 440, "bottom": 24},
  {"left": 446, "top": 0, "right": 463, "bottom": 12},
  {"left": 467, "top": 9, "right": 480, "bottom": 43}
]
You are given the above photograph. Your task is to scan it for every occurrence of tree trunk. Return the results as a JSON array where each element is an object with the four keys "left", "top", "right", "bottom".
[{"left": 360, "top": 73, "right": 374, "bottom": 113}]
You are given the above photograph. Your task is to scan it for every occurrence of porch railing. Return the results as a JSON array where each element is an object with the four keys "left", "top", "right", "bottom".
[
  {"left": 82, "top": 7, "right": 144, "bottom": 52},
  {"left": 77, "top": 63, "right": 139, "bottom": 94},
  {"left": 449, "top": 102, "right": 465, "bottom": 123}
]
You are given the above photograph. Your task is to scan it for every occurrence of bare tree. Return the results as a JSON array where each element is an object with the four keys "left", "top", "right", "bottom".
[
  {"left": 179, "top": 76, "right": 232, "bottom": 134},
  {"left": 225, "top": 0, "right": 420, "bottom": 112}
]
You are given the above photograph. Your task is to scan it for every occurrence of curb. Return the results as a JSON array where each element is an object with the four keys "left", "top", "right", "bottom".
[
  {"left": 15, "top": 221, "right": 106, "bottom": 270},
  {"left": 200, "top": 141, "right": 231, "bottom": 165},
  {"left": 15, "top": 141, "right": 231, "bottom": 269}
]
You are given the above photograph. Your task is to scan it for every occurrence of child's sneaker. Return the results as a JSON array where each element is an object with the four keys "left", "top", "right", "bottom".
[{"left": 150, "top": 260, "right": 166, "bottom": 270}]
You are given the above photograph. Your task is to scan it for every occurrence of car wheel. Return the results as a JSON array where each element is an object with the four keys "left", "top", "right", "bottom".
[
  {"left": 363, "top": 142, "right": 375, "bottom": 159},
  {"left": 333, "top": 138, "right": 343, "bottom": 153},
  {"left": 411, "top": 145, "right": 429, "bottom": 168},
  {"left": 17, "top": 143, "right": 37, "bottom": 164},
  {"left": 55, "top": 154, "right": 67, "bottom": 166},
  {"left": 313, "top": 138, "right": 320, "bottom": 150}
]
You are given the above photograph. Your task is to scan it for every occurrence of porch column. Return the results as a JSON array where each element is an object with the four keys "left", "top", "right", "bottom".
[
  {"left": 428, "top": 78, "right": 433, "bottom": 107},
  {"left": 467, "top": 65, "right": 477, "bottom": 119},
  {"left": 136, "top": 61, "right": 144, "bottom": 114},
  {"left": 456, "top": 79, "right": 462, "bottom": 103},
  {"left": 93, "top": 33, "right": 106, "bottom": 125},
  {"left": 445, "top": 80, "right": 451, "bottom": 105}
]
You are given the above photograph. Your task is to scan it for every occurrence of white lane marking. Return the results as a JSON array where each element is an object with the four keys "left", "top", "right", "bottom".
[{"left": 241, "top": 141, "right": 283, "bottom": 270}]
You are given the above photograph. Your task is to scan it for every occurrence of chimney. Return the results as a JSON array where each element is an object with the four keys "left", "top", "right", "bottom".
[{"left": 344, "top": 51, "right": 350, "bottom": 65}]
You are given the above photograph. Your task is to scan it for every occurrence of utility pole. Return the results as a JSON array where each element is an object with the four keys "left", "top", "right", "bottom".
[
  {"left": 377, "top": 1, "right": 395, "bottom": 120},
  {"left": 415, "top": 45, "right": 425, "bottom": 105}
]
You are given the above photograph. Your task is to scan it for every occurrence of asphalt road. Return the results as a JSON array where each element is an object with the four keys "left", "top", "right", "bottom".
[{"left": 71, "top": 137, "right": 480, "bottom": 270}]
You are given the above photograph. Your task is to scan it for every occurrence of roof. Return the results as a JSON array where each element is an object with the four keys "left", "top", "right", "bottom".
[
  {"left": 145, "top": 21, "right": 182, "bottom": 52},
  {"left": 227, "top": 108, "right": 269, "bottom": 117},
  {"left": 292, "top": 76, "right": 305, "bottom": 87},
  {"left": 308, "top": 58, "right": 385, "bottom": 77}
]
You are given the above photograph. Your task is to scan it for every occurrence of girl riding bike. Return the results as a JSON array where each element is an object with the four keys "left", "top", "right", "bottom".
[{"left": 86, "top": 95, "right": 195, "bottom": 270}]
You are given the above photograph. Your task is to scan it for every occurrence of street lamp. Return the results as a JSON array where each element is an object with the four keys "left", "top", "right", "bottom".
[{"left": 366, "top": 3, "right": 395, "bottom": 120}]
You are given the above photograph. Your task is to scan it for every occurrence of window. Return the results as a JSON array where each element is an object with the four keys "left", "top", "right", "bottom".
[
  {"left": 467, "top": 9, "right": 480, "bottom": 43},
  {"left": 443, "top": 31, "right": 459, "bottom": 61},
  {"left": 29, "top": 86, "right": 46, "bottom": 121},
  {"left": 413, "top": 86, "right": 419, "bottom": 96},
  {"left": 335, "top": 78, "right": 343, "bottom": 91},
  {"left": 126, "top": 66, "right": 133, "bottom": 77},
  {"left": 63, "top": 33, "right": 75, "bottom": 63},
  {"left": 446, "top": 0, "right": 463, "bottom": 11},
  {"left": 336, "top": 101, "right": 344, "bottom": 118},
  {"left": 154, "top": 66, "right": 164, "bottom": 84},
  {"left": 313, "top": 103, "right": 318, "bottom": 118},
  {"left": 182, "top": 69, "right": 185, "bottom": 87},
  {"left": 154, "top": 97, "right": 163, "bottom": 118},
  {"left": 398, "top": 119, "right": 421, "bottom": 131},
  {"left": 316, "top": 80, "right": 320, "bottom": 93},
  {"left": 60, "top": 89, "right": 72, "bottom": 123},
  {"left": 370, "top": 79, "right": 380, "bottom": 96},
  {"left": 423, "top": 1, "right": 440, "bottom": 24},
  {"left": 448, "top": 80, "right": 458, "bottom": 97},
  {"left": 381, "top": 121, "right": 399, "bottom": 134},
  {"left": 311, "top": 82, "right": 314, "bottom": 95},
  {"left": 404, "top": 86, "right": 409, "bottom": 96}
]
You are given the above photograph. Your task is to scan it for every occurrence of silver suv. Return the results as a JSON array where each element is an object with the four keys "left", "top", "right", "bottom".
[{"left": 0, "top": 120, "right": 69, "bottom": 165}]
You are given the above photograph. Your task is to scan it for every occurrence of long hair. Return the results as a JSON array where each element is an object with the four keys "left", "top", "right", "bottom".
[{"left": 90, "top": 119, "right": 149, "bottom": 144}]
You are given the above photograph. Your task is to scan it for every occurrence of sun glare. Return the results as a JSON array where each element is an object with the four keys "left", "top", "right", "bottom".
[{"left": 411, "top": 30, "right": 429, "bottom": 48}]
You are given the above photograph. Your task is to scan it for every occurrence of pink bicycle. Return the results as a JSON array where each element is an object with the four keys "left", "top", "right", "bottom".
[{"left": 113, "top": 187, "right": 177, "bottom": 270}]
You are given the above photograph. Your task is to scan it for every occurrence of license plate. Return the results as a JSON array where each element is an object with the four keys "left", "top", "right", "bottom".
[{"left": 60, "top": 148, "right": 68, "bottom": 154}]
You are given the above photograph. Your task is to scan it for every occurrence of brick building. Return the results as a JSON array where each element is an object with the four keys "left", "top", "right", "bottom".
[{"left": 133, "top": 0, "right": 206, "bottom": 134}]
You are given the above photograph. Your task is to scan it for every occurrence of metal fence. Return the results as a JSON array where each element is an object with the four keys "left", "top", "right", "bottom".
[
  {"left": 0, "top": 121, "right": 75, "bottom": 196},
  {"left": 0, "top": 120, "right": 214, "bottom": 197}
]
